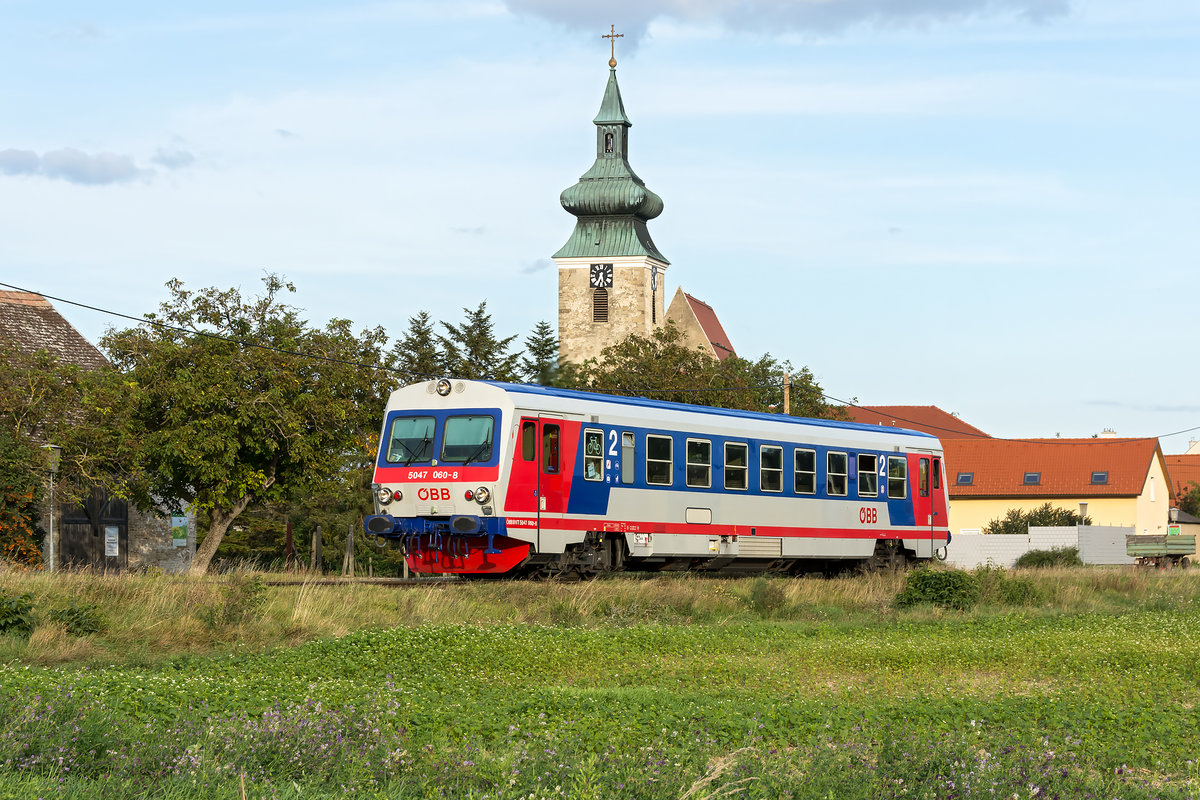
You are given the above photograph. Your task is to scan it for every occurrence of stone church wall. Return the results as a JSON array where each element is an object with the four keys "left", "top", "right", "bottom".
[{"left": 558, "top": 259, "right": 665, "bottom": 366}]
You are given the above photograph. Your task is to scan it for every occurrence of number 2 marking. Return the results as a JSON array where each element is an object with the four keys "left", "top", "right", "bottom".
[{"left": 608, "top": 430, "right": 618, "bottom": 457}]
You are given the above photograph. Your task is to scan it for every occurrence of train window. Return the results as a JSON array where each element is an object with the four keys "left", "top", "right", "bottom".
[
  {"left": 542, "top": 424, "right": 560, "bottom": 474},
  {"left": 385, "top": 415, "right": 435, "bottom": 464},
  {"left": 583, "top": 429, "right": 604, "bottom": 481},
  {"left": 827, "top": 452, "right": 848, "bottom": 496},
  {"left": 686, "top": 439, "right": 711, "bottom": 488},
  {"left": 933, "top": 457, "right": 941, "bottom": 490},
  {"left": 794, "top": 449, "right": 816, "bottom": 495},
  {"left": 760, "top": 445, "right": 783, "bottom": 492},
  {"left": 725, "top": 442, "right": 748, "bottom": 491},
  {"left": 621, "top": 432, "right": 635, "bottom": 484},
  {"left": 888, "top": 457, "right": 907, "bottom": 499},
  {"left": 521, "top": 420, "right": 536, "bottom": 461},
  {"left": 441, "top": 415, "right": 494, "bottom": 464},
  {"left": 919, "top": 458, "right": 930, "bottom": 496},
  {"left": 646, "top": 434, "right": 672, "bottom": 485},
  {"left": 857, "top": 454, "right": 878, "bottom": 497}
]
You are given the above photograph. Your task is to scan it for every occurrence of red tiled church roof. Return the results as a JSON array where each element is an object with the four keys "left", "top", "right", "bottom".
[
  {"left": 845, "top": 405, "right": 989, "bottom": 439},
  {"left": 683, "top": 293, "right": 736, "bottom": 361},
  {"left": 0, "top": 290, "right": 108, "bottom": 370},
  {"left": 943, "top": 437, "right": 1168, "bottom": 500}
]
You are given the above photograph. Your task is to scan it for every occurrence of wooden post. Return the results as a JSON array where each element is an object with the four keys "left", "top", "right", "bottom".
[
  {"left": 783, "top": 372, "right": 790, "bottom": 415},
  {"left": 310, "top": 524, "right": 323, "bottom": 573},
  {"left": 342, "top": 522, "right": 355, "bottom": 577},
  {"left": 284, "top": 518, "right": 295, "bottom": 572},
  {"left": 369, "top": 555, "right": 374, "bottom": 578}
]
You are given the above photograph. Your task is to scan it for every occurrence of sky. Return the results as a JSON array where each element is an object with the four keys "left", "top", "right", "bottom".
[{"left": 2, "top": 0, "right": 1198, "bottom": 452}]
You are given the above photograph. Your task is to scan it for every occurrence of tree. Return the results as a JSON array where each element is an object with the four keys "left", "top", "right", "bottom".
[
  {"left": 557, "top": 323, "right": 845, "bottom": 419},
  {"left": 983, "top": 503, "right": 1092, "bottom": 536},
  {"left": 1178, "top": 482, "right": 1200, "bottom": 518},
  {"left": 101, "top": 275, "right": 390, "bottom": 575},
  {"left": 0, "top": 430, "right": 44, "bottom": 567},
  {"left": 389, "top": 311, "right": 443, "bottom": 386},
  {"left": 521, "top": 321, "right": 559, "bottom": 385},
  {"left": 439, "top": 301, "right": 522, "bottom": 381}
]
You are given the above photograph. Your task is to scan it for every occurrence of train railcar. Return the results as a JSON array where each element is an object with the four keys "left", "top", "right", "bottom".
[{"left": 364, "top": 378, "right": 950, "bottom": 578}]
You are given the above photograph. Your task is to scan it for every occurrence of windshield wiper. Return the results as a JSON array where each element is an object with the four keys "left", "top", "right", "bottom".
[
  {"left": 403, "top": 436, "right": 431, "bottom": 466},
  {"left": 460, "top": 439, "right": 492, "bottom": 466}
]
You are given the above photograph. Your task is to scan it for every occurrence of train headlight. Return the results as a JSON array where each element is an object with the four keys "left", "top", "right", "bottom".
[
  {"left": 435, "top": 378, "right": 452, "bottom": 396},
  {"left": 375, "top": 486, "right": 393, "bottom": 505},
  {"left": 474, "top": 486, "right": 491, "bottom": 504}
]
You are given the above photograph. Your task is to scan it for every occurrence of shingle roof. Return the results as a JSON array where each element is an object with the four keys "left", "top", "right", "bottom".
[
  {"left": 845, "top": 405, "right": 989, "bottom": 439},
  {"left": 683, "top": 293, "right": 736, "bottom": 361},
  {"left": 943, "top": 437, "right": 1167, "bottom": 500},
  {"left": 1165, "top": 454, "right": 1200, "bottom": 498},
  {"left": 0, "top": 290, "right": 108, "bottom": 370}
]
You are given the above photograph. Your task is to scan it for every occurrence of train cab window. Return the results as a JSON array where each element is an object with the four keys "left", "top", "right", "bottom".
[
  {"left": 621, "top": 432, "right": 635, "bottom": 484},
  {"left": 888, "top": 456, "right": 907, "bottom": 499},
  {"left": 919, "top": 458, "right": 930, "bottom": 497},
  {"left": 542, "top": 424, "right": 560, "bottom": 474},
  {"left": 583, "top": 429, "right": 604, "bottom": 481},
  {"left": 646, "top": 434, "right": 672, "bottom": 485},
  {"left": 441, "top": 415, "right": 494, "bottom": 464},
  {"left": 686, "top": 439, "right": 711, "bottom": 488},
  {"left": 794, "top": 449, "right": 816, "bottom": 495},
  {"left": 520, "top": 420, "right": 536, "bottom": 461},
  {"left": 725, "top": 442, "right": 748, "bottom": 491},
  {"left": 932, "top": 457, "right": 941, "bottom": 490},
  {"left": 827, "top": 452, "right": 848, "bottom": 496},
  {"left": 857, "top": 454, "right": 878, "bottom": 497},
  {"left": 385, "top": 415, "right": 435, "bottom": 464},
  {"left": 760, "top": 445, "right": 783, "bottom": 492}
]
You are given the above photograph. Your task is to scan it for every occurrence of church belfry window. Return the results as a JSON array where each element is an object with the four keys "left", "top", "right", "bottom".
[
  {"left": 604, "top": 132, "right": 614, "bottom": 154},
  {"left": 593, "top": 288, "right": 609, "bottom": 322}
]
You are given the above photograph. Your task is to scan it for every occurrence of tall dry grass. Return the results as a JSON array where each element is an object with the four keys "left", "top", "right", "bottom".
[{"left": 0, "top": 564, "right": 1195, "bottom": 667}]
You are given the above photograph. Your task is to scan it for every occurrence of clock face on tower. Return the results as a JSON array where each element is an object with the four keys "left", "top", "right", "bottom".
[{"left": 589, "top": 263, "right": 614, "bottom": 288}]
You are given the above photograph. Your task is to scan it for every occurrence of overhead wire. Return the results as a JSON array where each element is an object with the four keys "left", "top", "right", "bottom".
[{"left": 3, "top": 281, "right": 1197, "bottom": 445}]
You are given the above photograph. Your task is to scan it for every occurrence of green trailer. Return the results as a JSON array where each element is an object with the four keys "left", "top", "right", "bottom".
[{"left": 1126, "top": 534, "right": 1195, "bottom": 569}]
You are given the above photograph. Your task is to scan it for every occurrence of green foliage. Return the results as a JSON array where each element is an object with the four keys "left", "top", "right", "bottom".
[
  {"left": 0, "top": 594, "right": 34, "bottom": 637},
  {"left": 47, "top": 601, "right": 106, "bottom": 636},
  {"left": 559, "top": 324, "right": 845, "bottom": 418},
  {"left": 984, "top": 502, "right": 1091, "bottom": 535},
  {"left": 894, "top": 567, "right": 981, "bottom": 610},
  {"left": 200, "top": 575, "right": 266, "bottom": 630},
  {"left": 974, "top": 565, "right": 1044, "bottom": 605},
  {"left": 388, "top": 310, "right": 443, "bottom": 385},
  {"left": 438, "top": 301, "right": 521, "bottom": 381},
  {"left": 1014, "top": 546, "right": 1084, "bottom": 568},
  {"left": 0, "top": 431, "right": 42, "bottom": 567},
  {"left": 1178, "top": 481, "right": 1200, "bottom": 518},
  {"left": 521, "top": 320, "right": 560, "bottom": 385},
  {"left": 745, "top": 577, "right": 788, "bottom": 617},
  {"left": 101, "top": 275, "right": 391, "bottom": 574}
]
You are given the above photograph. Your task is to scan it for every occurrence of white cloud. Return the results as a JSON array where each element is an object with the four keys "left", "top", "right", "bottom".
[{"left": 0, "top": 147, "right": 151, "bottom": 185}]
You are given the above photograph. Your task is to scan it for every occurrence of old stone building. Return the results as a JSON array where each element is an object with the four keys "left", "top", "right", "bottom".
[
  {"left": 554, "top": 54, "right": 735, "bottom": 366},
  {"left": 0, "top": 290, "right": 194, "bottom": 572}
]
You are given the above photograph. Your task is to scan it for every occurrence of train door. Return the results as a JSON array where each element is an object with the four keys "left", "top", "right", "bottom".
[
  {"left": 913, "top": 454, "right": 933, "bottom": 536},
  {"left": 537, "top": 416, "right": 566, "bottom": 526},
  {"left": 930, "top": 456, "right": 947, "bottom": 538}
]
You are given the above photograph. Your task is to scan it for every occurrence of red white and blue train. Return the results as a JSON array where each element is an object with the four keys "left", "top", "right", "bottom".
[{"left": 364, "top": 379, "right": 950, "bottom": 578}]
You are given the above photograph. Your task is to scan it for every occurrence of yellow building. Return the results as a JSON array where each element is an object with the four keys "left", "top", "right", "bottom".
[{"left": 942, "top": 438, "right": 1174, "bottom": 536}]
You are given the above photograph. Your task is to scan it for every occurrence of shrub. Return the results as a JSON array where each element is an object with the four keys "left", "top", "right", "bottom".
[
  {"left": 894, "top": 568, "right": 980, "bottom": 611},
  {"left": 974, "top": 565, "right": 1043, "bottom": 606},
  {"left": 746, "top": 577, "right": 787, "bottom": 618},
  {"left": 1014, "top": 546, "right": 1082, "bottom": 569},
  {"left": 47, "top": 602, "right": 106, "bottom": 636},
  {"left": 0, "top": 593, "right": 35, "bottom": 636}
]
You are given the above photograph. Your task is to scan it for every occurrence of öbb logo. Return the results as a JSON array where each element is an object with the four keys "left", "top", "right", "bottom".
[{"left": 417, "top": 487, "right": 452, "bottom": 501}]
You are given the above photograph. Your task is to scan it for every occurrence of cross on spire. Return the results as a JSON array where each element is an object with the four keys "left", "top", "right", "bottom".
[{"left": 602, "top": 24, "right": 623, "bottom": 67}]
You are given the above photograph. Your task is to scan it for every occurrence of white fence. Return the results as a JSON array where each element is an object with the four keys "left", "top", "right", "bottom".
[{"left": 944, "top": 525, "right": 1136, "bottom": 569}]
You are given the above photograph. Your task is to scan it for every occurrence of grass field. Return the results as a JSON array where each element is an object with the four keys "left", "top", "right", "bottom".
[{"left": 0, "top": 567, "right": 1197, "bottom": 799}]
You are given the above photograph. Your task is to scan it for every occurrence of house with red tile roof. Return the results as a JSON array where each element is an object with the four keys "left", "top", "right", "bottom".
[
  {"left": 844, "top": 405, "right": 988, "bottom": 440},
  {"left": 942, "top": 437, "right": 1174, "bottom": 537},
  {"left": 1165, "top": 454, "right": 1200, "bottom": 501}
]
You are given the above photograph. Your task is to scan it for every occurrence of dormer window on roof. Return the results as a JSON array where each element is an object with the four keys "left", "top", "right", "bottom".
[
  {"left": 1091, "top": 471, "right": 1109, "bottom": 485},
  {"left": 956, "top": 472, "right": 974, "bottom": 486},
  {"left": 1023, "top": 472, "right": 1041, "bottom": 485}
]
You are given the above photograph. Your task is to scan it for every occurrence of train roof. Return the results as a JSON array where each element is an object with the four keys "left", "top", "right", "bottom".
[{"left": 476, "top": 381, "right": 938, "bottom": 443}]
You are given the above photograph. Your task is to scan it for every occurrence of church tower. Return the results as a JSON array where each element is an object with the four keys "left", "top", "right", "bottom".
[{"left": 555, "top": 48, "right": 669, "bottom": 366}]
